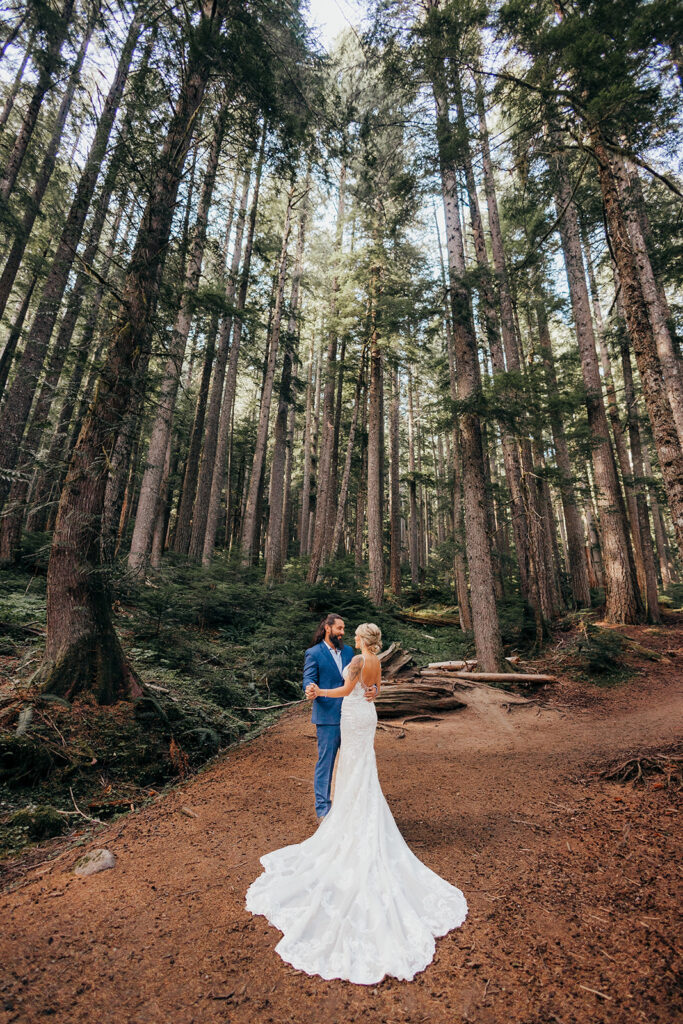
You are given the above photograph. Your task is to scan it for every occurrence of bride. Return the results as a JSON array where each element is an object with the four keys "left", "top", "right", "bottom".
[{"left": 245, "top": 622, "right": 468, "bottom": 985}]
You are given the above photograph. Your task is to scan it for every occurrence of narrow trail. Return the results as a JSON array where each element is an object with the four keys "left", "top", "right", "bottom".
[{"left": 1, "top": 624, "right": 681, "bottom": 1024}]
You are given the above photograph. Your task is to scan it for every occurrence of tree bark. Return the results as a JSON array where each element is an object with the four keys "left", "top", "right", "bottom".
[
  {"left": 265, "top": 182, "right": 309, "bottom": 580},
  {"left": 435, "top": 208, "right": 472, "bottom": 630},
  {"left": 580, "top": 227, "right": 650, "bottom": 602},
  {"left": 0, "top": 27, "right": 35, "bottom": 133},
  {"left": 36, "top": 207, "right": 131, "bottom": 532},
  {"left": 593, "top": 132, "right": 683, "bottom": 559},
  {"left": 641, "top": 442, "right": 675, "bottom": 588},
  {"left": 128, "top": 106, "right": 227, "bottom": 570},
  {"left": 612, "top": 155, "right": 683, "bottom": 447},
  {"left": 389, "top": 362, "right": 401, "bottom": 596},
  {"left": 552, "top": 139, "right": 643, "bottom": 622},
  {"left": 457, "top": 77, "right": 534, "bottom": 608},
  {"left": 432, "top": 63, "right": 503, "bottom": 668},
  {"left": 0, "top": 0, "right": 74, "bottom": 201},
  {"left": 406, "top": 367, "right": 420, "bottom": 588},
  {"left": 240, "top": 181, "right": 294, "bottom": 564},
  {"left": 172, "top": 326, "right": 217, "bottom": 553},
  {"left": 535, "top": 300, "right": 591, "bottom": 606},
  {"left": 331, "top": 354, "right": 363, "bottom": 559},
  {"left": 34, "top": 1, "right": 225, "bottom": 702},
  {"left": 200, "top": 133, "right": 265, "bottom": 565},
  {"left": 0, "top": 13, "right": 96, "bottom": 322},
  {"left": 354, "top": 357, "right": 368, "bottom": 570},
  {"left": 188, "top": 150, "right": 257, "bottom": 562},
  {"left": 307, "top": 164, "right": 346, "bottom": 582},
  {"left": 367, "top": 267, "right": 384, "bottom": 606},
  {"left": 620, "top": 325, "right": 660, "bottom": 621},
  {"left": 0, "top": 255, "right": 44, "bottom": 398},
  {"left": 0, "top": 8, "right": 142, "bottom": 511},
  {"left": 299, "top": 330, "right": 316, "bottom": 555}
]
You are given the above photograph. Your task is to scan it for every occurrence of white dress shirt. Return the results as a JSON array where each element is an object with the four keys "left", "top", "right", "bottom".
[{"left": 324, "top": 640, "right": 343, "bottom": 676}]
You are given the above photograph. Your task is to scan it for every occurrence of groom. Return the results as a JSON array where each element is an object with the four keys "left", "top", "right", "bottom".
[{"left": 303, "top": 613, "right": 376, "bottom": 821}]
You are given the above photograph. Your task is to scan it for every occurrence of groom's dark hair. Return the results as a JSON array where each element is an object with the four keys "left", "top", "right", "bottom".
[{"left": 309, "top": 613, "right": 343, "bottom": 648}]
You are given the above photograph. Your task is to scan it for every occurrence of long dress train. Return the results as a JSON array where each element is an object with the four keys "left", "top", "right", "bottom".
[{"left": 244, "top": 662, "right": 468, "bottom": 984}]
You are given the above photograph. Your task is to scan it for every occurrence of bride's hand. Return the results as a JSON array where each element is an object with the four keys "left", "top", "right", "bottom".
[{"left": 307, "top": 683, "right": 320, "bottom": 698}]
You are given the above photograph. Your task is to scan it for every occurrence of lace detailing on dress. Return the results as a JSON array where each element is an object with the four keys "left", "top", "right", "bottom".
[{"left": 244, "top": 654, "right": 468, "bottom": 984}]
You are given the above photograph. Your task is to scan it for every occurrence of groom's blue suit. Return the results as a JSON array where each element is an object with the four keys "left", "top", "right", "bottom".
[{"left": 303, "top": 640, "right": 354, "bottom": 817}]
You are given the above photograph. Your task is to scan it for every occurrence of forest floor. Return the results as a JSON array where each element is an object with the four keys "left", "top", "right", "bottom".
[{"left": 0, "top": 614, "right": 681, "bottom": 1024}]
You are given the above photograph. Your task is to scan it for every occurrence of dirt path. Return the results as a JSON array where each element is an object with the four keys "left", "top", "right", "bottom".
[{"left": 1, "top": 626, "right": 681, "bottom": 1024}]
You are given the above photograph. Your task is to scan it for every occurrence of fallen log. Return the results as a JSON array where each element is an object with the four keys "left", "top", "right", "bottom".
[
  {"left": 419, "top": 663, "right": 479, "bottom": 671},
  {"left": 383, "top": 651, "right": 415, "bottom": 678},
  {"left": 416, "top": 671, "right": 465, "bottom": 682},
  {"left": 378, "top": 642, "right": 400, "bottom": 664},
  {"left": 377, "top": 695, "right": 467, "bottom": 719},
  {"left": 450, "top": 678, "right": 530, "bottom": 704},
  {"left": 394, "top": 610, "right": 461, "bottom": 627},
  {"left": 424, "top": 656, "right": 521, "bottom": 672},
  {"left": 451, "top": 672, "right": 557, "bottom": 685}
]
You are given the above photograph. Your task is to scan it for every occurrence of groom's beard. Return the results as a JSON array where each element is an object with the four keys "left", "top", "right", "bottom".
[{"left": 329, "top": 634, "right": 344, "bottom": 650}]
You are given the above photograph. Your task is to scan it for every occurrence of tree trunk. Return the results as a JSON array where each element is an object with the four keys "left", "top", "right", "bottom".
[
  {"left": 35, "top": 207, "right": 131, "bottom": 532},
  {"left": 354, "top": 359, "right": 368, "bottom": 569},
  {"left": 593, "top": 132, "right": 683, "bottom": 559},
  {"left": 0, "top": 0, "right": 74, "bottom": 201},
  {"left": 0, "top": 255, "right": 44, "bottom": 397},
  {"left": 240, "top": 181, "right": 294, "bottom": 564},
  {"left": 299, "top": 330, "right": 316, "bottom": 555},
  {"left": 641, "top": 442, "right": 675, "bottom": 588},
  {"left": 150, "top": 433, "right": 172, "bottom": 569},
  {"left": 128, "top": 107, "right": 227, "bottom": 570},
  {"left": 201, "top": 134, "right": 266, "bottom": 565},
  {"left": 432, "top": 64, "right": 503, "bottom": 669},
  {"left": 552, "top": 139, "right": 643, "bottom": 622},
  {"left": 331, "top": 355, "right": 363, "bottom": 559},
  {"left": 0, "top": 8, "right": 142, "bottom": 511},
  {"left": 307, "top": 165, "right": 346, "bottom": 582},
  {"left": 172, "top": 190, "right": 241, "bottom": 554},
  {"left": 620, "top": 322, "right": 661, "bottom": 621},
  {"left": 389, "top": 362, "right": 401, "bottom": 596},
  {"left": 536, "top": 300, "right": 591, "bottom": 606},
  {"left": 367, "top": 269, "right": 384, "bottom": 606},
  {"left": 0, "top": 12, "right": 96, "bottom": 322},
  {"left": 325, "top": 333, "right": 347, "bottom": 560},
  {"left": 187, "top": 152, "right": 257, "bottom": 561},
  {"left": 580, "top": 228, "right": 649, "bottom": 605},
  {"left": 435, "top": 208, "right": 472, "bottom": 630},
  {"left": 34, "top": 1, "right": 225, "bottom": 702},
  {"left": 406, "top": 368, "right": 420, "bottom": 588},
  {"left": 613, "top": 155, "right": 683, "bottom": 447},
  {"left": 281, "top": 376, "right": 297, "bottom": 564},
  {"left": 174, "top": 328, "right": 214, "bottom": 545},
  {"left": 265, "top": 182, "right": 309, "bottom": 581},
  {"left": 457, "top": 76, "right": 533, "bottom": 607},
  {"left": 0, "top": 27, "right": 35, "bottom": 133}
]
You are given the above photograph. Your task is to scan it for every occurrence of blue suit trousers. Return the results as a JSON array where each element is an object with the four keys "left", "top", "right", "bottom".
[{"left": 314, "top": 724, "right": 341, "bottom": 817}]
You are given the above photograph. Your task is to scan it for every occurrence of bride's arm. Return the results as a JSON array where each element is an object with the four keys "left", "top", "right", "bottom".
[{"left": 310, "top": 656, "right": 363, "bottom": 698}]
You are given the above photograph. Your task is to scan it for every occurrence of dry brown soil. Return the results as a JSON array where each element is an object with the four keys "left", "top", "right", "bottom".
[{"left": 1, "top": 620, "right": 681, "bottom": 1024}]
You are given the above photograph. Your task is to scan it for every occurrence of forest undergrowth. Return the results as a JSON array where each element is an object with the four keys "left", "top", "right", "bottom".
[{"left": 2, "top": 540, "right": 681, "bottom": 863}]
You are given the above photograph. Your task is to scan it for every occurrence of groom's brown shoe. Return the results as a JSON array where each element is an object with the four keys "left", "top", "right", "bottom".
[{"left": 317, "top": 814, "right": 327, "bottom": 822}]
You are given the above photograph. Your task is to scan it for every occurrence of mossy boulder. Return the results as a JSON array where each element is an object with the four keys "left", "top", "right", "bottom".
[{"left": 7, "top": 804, "right": 67, "bottom": 840}]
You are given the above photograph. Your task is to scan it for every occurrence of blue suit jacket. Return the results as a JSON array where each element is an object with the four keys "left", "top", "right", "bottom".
[{"left": 303, "top": 641, "right": 354, "bottom": 725}]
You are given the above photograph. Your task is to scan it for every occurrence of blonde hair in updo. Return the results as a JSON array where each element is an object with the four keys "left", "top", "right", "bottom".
[{"left": 356, "top": 622, "right": 382, "bottom": 654}]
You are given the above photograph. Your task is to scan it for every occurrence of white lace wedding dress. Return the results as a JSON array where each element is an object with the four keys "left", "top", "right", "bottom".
[{"left": 244, "top": 662, "right": 468, "bottom": 984}]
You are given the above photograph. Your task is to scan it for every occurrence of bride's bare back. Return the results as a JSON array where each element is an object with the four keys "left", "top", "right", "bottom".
[{"left": 347, "top": 651, "right": 381, "bottom": 694}]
